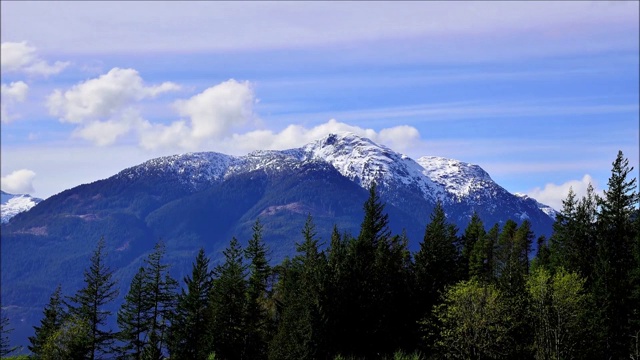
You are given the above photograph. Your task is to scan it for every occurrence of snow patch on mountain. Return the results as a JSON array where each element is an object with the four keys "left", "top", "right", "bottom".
[
  {"left": 302, "top": 133, "right": 443, "bottom": 201},
  {"left": 515, "top": 193, "right": 558, "bottom": 220},
  {"left": 1, "top": 191, "right": 43, "bottom": 223},
  {"left": 417, "top": 156, "right": 495, "bottom": 201}
]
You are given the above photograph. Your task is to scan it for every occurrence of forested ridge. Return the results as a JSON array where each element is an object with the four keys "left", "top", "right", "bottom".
[{"left": 1, "top": 151, "right": 638, "bottom": 360}]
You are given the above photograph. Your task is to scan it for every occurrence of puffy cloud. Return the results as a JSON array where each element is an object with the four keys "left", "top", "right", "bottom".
[
  {"left": 47, "top": 68, "right": 180, "bottom": 145},
  {"left": 1, "top": 81, "right": 29, "bottom": 123},
  {"left": 139, "top": 79, "right": 256, "bottom": 150},
  {"left": 527, "top": 174, "right": 598, "bottom": 211},
  {"left": 1, "top": 41, "right": 69, "bottom": 76},
  {"left": 48, "top": 67, "right": 180, "bottom": 123},
  {"left": 1, "top": 169, "right": 36, "bottom": 195}
]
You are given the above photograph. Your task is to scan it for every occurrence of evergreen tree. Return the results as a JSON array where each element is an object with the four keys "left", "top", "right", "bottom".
[
  {"left": 323, "top": 226, "right": 351, "bottom": 357},
  {"left": 269, "top": 215, "right": 328, "bottom": 360},
  {"left": 593, "top": 150, "right": 638, "bottom": 358},
  {"left": 461, "top": 212, "right": 485, "bottom": 279},
  {"left": 168, "top": 248, "right": 214, "bottom": 360},
  {"left": 469, "top": 223, "right": 498, "bottom": 283},
  {"left": 66, "top": 237, "right": 119, "bottom": 360},
  {"left": 142, "top": 241, "right": 178, "bottom": 359},
  {"left": 1, "top": 308, "right": 20, "bottom": 357},
  {"left": 495, "top": 220, "right": 534, "bottom": 358},
  {"left": 244, "top": 219, "right": 271, "bottom": 360},
  {"left": 531, "top": 235, "right": 551, "bottom": 272},
  {"left": 209, "top": 237, "right": 247, "bottom": 360},
  {"left": 117, "top": 267, "right": 151, "bottom": 360},
  {"left": 414, "top": 201, "right": 460, "bottom": 356},
  {"left": 415, "top": 201, "right": 460, "bottom": 313},
  {"left": 29, "top": 285, "right": 65, "bottom": 357}
]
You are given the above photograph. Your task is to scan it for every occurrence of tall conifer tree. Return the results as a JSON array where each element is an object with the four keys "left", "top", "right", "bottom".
[
  {"left": 117, "top": 267, "right": 151, "bottom": 360},
  {"left": 594, "top": 150, "right": 638, "bottom": 357},
  {"left": 210, "top": 237, "right": 247, "bottom": 360},
  {"left": 29, "top": 285, "right": 65, "bottom": 357},
  {"left": 244, "top": 219, "right": 271, "bottom": 360},
  {"left": 66, "top": 237, "right": 119, "bottom": 360},
  {"left": 168, "top": 248, "right": 214, "bottom": 360}
]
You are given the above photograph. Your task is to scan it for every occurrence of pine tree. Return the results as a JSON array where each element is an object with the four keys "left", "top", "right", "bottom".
[
  {"left": 323, "top": 226, "right": 351, "bottom": 357},
  {"left": 209, "top": 237, "right": 247, "bottom": 360},
  {"left": 415, "top": 201, "right": 460, "bottom": 313},
  {"left": 269, "top": 215, "right": 328, "bottom": 360},
  {"left": 461, "top": 212, "right": 485, "bottom": 279},
  {"left": 1, "top": 308, "right": 20, "bottom": 357},
  {"left": 66, "top": 237, "right": 119, "bottom": 360},
  {"left": 29, "top": 285, "right": 65, "bottom": 357},
  {"left": 469, "top": 223, "right": 498, "bottom": 283},
  {"left": 142, "top": 241, "right": 178, "bottom": 359},
  {"left": 244, "top": 219, "right": 271, "bottom": 360},
  {"left": 117, "top": 267, "right": 150, "bottom": 360},
  {"left": 168, "top": 248, "right": 214, "bottom": 360},
  {"left": 593, "top": 150, "right": 639, "bottom": 358}
]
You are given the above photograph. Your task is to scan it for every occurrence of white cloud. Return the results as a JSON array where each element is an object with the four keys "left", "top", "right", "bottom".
[
  {"left": 47, "top": 68, "right": 180, "bottom": 145},
  {"left": 1, "top": 80, "right": 29, "bottom": 123},
  {"left": 48, "top": 67, "right": 180, "bottom": 123},
  {"left": 139, "top": 79, "right": 256, "bottom": 150},
  {"left": 0, "top": 41, "right": 69, "bottom": 76},
  {"left": 217, "top": 119, "right": 421, "bottom": 155},
  {"left": 526, "top": 174, "right": 599, "bottom": 211},
  {"left": 1, "top": 169, "right": 36, "bottom": 195},
  {"left": 175, "top": 79, "right": 256, "bottom": 140}
]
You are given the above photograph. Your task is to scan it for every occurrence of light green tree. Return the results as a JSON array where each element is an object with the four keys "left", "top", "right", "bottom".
[{"left": 433, "top": 279, "right": 512, "bottom": 359}]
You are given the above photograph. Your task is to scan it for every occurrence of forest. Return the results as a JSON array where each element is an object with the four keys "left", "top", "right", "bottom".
[{"left": 1, "top": 150, "right": 638, "bottom": 360}]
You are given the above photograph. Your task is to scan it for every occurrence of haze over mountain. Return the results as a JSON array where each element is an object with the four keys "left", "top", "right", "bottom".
[{"left": 0, "top": 132, "right": 556, "bottom": 349}]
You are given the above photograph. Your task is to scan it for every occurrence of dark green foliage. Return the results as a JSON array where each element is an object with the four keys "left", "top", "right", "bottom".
[
  {"left": 269, "top": 215, "right": 328, "bottom": 360},
  {"left": 28, "top": 285, "right": 65, "bottom": 357},
  {"left": 66, "top": 237, "right": 119, "bottom": 360},
  {"left": 209, "top": 237, "right": 247, "bottom": 360},
  {"left": 167, "top": 248, "right": 214, "bottom": 360},
  {"left": 469, "top": 223, "right": 498, "bottom": 283},
  {"left": 242, "top": 219, "right": 273, "bottom": 360},
  {"left": 592, "top": 150, "right": 638, "bottom": 358},
  {"left": 141, "top": 241, "right": 178, "bottom": 358},
  {"left": 415, "top": 201, "right": 460, "bottom": 315},
  {"left": 117, "top": 267, "right": 150, "bottom": 360},
  {"left": 461, "top": 212, "right": 485, "bottom": 279}
]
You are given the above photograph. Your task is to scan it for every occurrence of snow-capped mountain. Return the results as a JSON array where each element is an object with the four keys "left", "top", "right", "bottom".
[
  {"left": 1, "top": 191, "right": 43, "bottom": 223},
  {"left": 114, "top": 132, "right": 556, "bottom": 225},
  {"left": 1, "top": 132, "right": 558, "bottom": 351}
]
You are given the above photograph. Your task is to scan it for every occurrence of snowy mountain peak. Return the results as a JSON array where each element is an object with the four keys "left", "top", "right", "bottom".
[
  {"left": 1, "top": 191, "right": 43, "bottom": 223},
  {"left": 417, "top": 156, "right": 495, "bottom": 199},
  {"left": 303, "top": 133, "right": 442, "bottom": 200}
]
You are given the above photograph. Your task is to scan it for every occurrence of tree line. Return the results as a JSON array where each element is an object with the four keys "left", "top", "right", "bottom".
[{"left": 1, "top": 150, "right": 638, "bottom": 360}]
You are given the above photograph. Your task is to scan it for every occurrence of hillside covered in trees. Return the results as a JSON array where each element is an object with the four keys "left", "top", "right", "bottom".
[{"left": 1, "top": 150, "right": 638, "bottom": 360}]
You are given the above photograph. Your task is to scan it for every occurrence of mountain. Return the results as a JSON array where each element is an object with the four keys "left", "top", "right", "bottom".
[
  {"left": 1, "top": 191, "right": 43, "bottom": 223},
  {"left": 0, "top": 132, "right": 556, "bottom": 350}
]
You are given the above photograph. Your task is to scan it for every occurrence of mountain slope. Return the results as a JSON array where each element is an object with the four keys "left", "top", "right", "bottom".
[{"left": 0, "top": 132, "right": 556, "bottom": 350}]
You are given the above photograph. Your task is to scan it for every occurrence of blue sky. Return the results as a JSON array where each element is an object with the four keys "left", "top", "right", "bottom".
[{"left": 1, "top": 1, "right": 638, "bottom": 210}]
